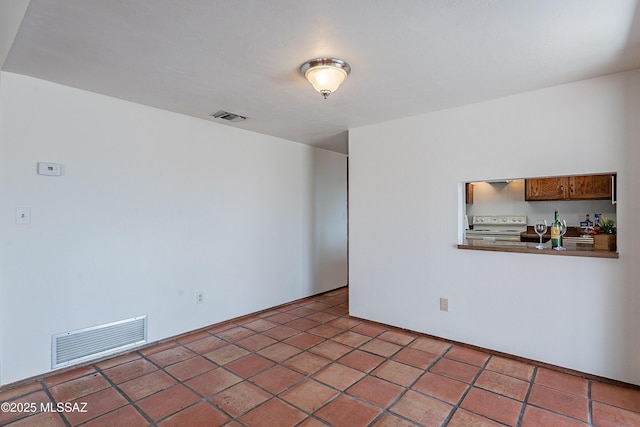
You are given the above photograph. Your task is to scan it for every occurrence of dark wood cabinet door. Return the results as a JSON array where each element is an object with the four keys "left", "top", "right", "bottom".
[
  {"left": 465, "top": 183, "right": 474, "bottom": 204},
  {"left": 525, "top": 177, "right": 566, "bottom": 201},
  {"left": 568, "top": 174, "right": 612, "bottom": 200}
]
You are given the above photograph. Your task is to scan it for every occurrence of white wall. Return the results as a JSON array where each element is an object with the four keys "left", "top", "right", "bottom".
[
  {"left": 349, "top": 69, "right": 640, "bottom": 385},
  {"left": 0, "top": 72, "right": 348, "bottom": 385}
]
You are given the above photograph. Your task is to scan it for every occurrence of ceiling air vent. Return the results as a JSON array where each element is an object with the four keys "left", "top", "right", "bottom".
[{"left": 211, "top": 110, "right": 247, "bottom": 122}]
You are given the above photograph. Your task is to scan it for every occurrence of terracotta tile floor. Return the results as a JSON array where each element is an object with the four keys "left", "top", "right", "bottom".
[{"left": 2, "top": 287, "right": 640, "bottom": 426}]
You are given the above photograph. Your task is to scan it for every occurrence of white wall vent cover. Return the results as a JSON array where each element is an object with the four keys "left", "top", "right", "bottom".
[{"left": 52, "top": 315, "right": 147, "bottom": 368}]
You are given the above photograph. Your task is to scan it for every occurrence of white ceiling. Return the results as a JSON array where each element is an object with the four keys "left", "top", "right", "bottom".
[{"left": 2, "top": 0, "right": 639, "bottom": 154}]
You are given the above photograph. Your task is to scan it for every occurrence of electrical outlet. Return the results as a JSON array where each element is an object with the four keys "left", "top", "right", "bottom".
[
  {"left": 196, "top": 292, "right": 204, "bottom": 304},
  {"left": 439, "top": 298, "right": 448, "bottom": 312},
  {"left": 16, "top": 207, "right": 31, "bottom": 224}
]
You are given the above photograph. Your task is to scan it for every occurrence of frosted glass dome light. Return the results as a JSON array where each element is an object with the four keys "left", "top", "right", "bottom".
[{"left": 300, "top": 58, "right": 351, "bottom": 99}]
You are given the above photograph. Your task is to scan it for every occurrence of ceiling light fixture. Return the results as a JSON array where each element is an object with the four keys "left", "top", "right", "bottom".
[{"left": 300, "top": 58, "right": 351, "bottom": 99}]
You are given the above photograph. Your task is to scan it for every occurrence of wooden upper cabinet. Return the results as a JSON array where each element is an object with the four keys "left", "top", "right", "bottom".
[
  {"left": 465, "top": 183, "right": 474, "bottom": 204},
  {"left": 525, "top": 177, "right": 566, "bottom": 201},
  {"left": 568, "top": 175, "right": 613, "bottom": 200},
  {"left": 525, "top": 174, "right": 614, "bottom": 201}
]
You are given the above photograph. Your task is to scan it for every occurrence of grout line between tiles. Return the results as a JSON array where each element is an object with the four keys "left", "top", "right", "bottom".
[
  {"left": 300, "top": 334, "right": 395, "bottom": 425},
  {"left": 517, "top": 372, "right": 593, "bottom": 426},
  {"left": 439, "top": 349, "right": 495, "bottom": 426},
  {"left": 91, "top": 361, "right": 158, "bottom": 426},
  {"left": 237, "top": 305, "right": 382, "bottom": 424},
  {"left": 155, "top": 296, "right": 349, "bottom": 424},
  {"left": 587, "top": 380, "right": 593, "bottom": 426},
  {"left": 336, "top": 333, "right": 445, "bottom": 426},
  {"left": 515, "top": 366, "right": 538, "bottom": 427},
  {"left": 132, "top": 344, "right": 238, "bottom": 425},
  {"left": 134, "top": 344, "right": 248, "bottom": 425},
  {"left": 243, "top": 308, "right": 351, "bottom": 422},
  {"left": 39, "top": 378, "right": 72, "bottom": 427}
]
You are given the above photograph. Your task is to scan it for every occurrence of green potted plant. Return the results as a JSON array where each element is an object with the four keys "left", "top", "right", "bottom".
[{"left": 593, "top": 217, "right": 616, "bottom": 251}]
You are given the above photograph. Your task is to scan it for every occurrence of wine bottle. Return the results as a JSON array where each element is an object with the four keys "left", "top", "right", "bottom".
[{"left": 551, "top": 208, "right": 561, "bottom": 249}]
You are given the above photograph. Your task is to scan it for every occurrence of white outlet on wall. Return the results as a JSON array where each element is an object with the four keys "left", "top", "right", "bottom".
[
  {"left": 440, "top": 297, "right": 449, "bottom": 312},
  {"left": 196, "top": 292, "right": 204, "bottom": 304},
  {"left": 16, "top": 207, "right": 31, "bottom": 224}
]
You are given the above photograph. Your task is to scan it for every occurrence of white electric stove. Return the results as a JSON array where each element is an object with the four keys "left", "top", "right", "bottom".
[{"left": 465, "top": 214, "right": 527, "bottom": 242}]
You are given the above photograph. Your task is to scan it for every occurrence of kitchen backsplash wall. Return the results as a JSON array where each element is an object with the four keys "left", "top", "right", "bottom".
[{"left": 465, "top": 180, "right": 617, "bottom": 226}]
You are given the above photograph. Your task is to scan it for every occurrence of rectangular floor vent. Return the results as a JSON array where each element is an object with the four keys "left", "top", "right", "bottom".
[{"left": 52, "top": 316, "right": 147, "bottom": 369}]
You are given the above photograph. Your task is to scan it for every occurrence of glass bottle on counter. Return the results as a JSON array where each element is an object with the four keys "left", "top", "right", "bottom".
[{"left": 551, "top": 208, "right": 561, "bottom": 249}]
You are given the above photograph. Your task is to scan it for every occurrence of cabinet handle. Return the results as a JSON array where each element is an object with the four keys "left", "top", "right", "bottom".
[{"left": 612, "top": 175, "right": 617, "bottom": 205}]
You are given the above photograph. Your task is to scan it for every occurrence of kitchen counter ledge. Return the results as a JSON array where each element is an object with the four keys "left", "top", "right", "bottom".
[{"left": 459, "top": 239, "right": 618, "bottom": 259}]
